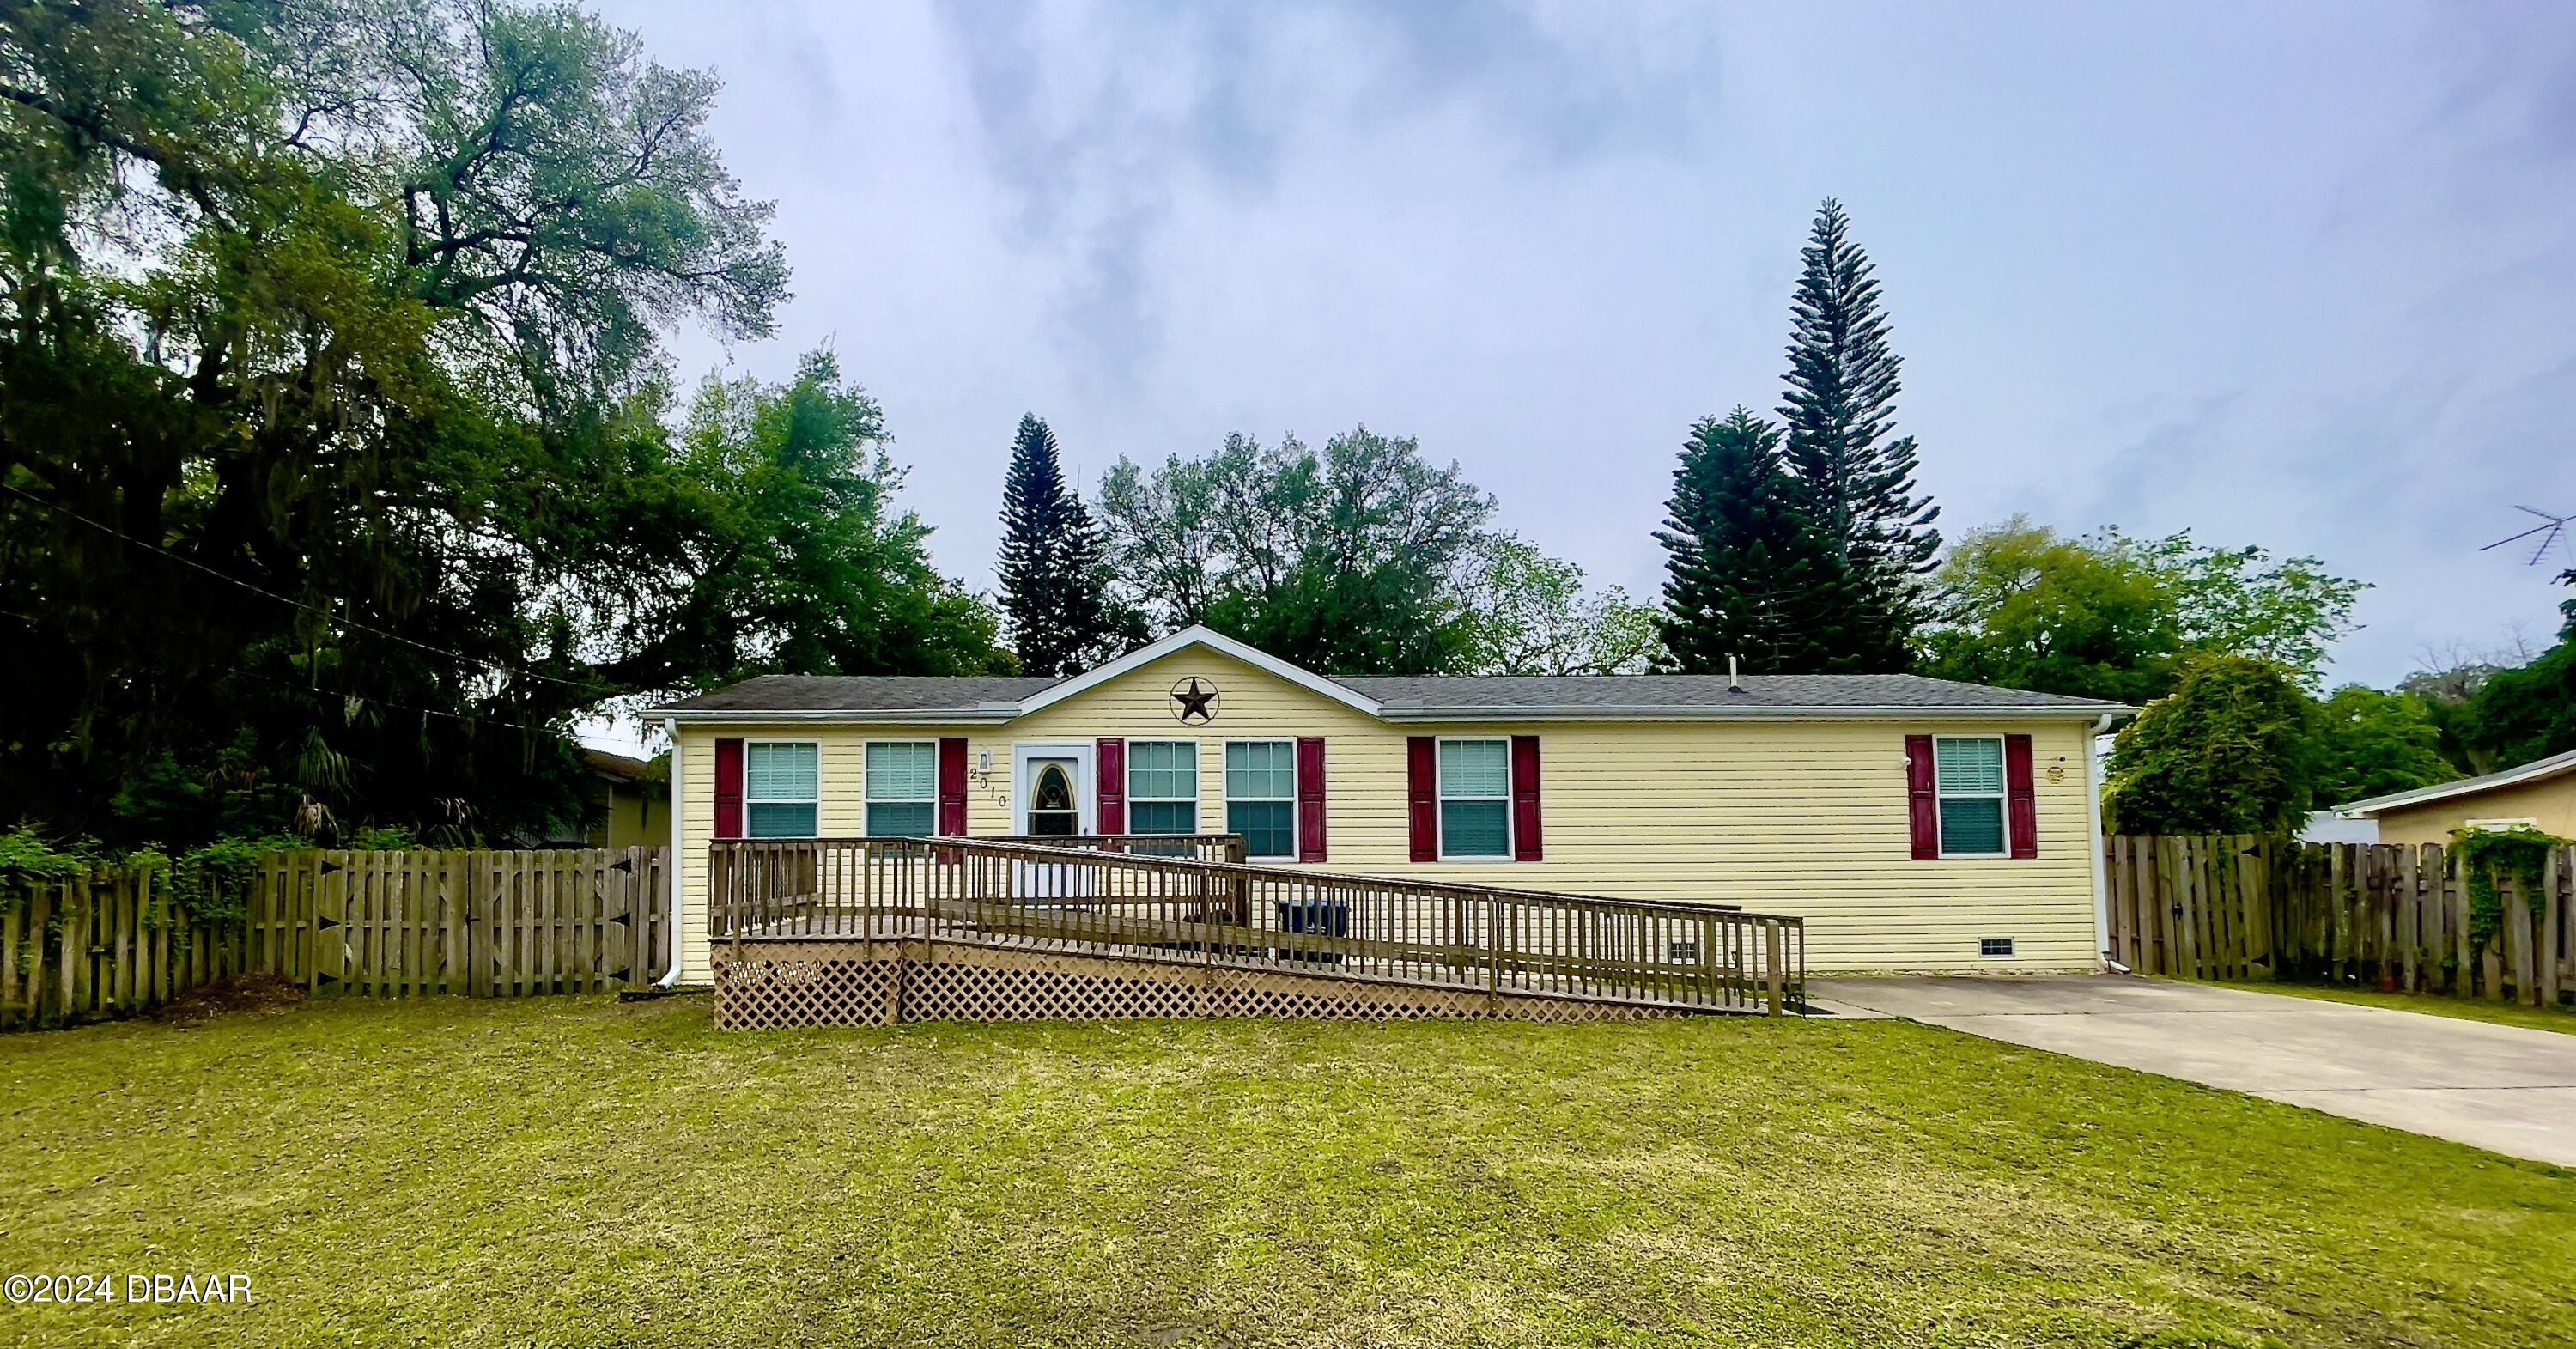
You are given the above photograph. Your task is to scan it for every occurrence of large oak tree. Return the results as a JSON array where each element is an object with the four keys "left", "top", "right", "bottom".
[{"left": 0, "top": 1, "right": 997, "bottom": 847}]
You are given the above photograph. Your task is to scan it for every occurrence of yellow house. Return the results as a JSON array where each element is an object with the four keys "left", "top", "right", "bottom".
[
  {"left": 579, "top": 749, "right": 671, "bottom": 850},
  {"left": 2337, "top": 747, "right": 2576, "bottom": 846},
  {"left": 650, "top": 626, "right": 2127, "bottom": 985}
]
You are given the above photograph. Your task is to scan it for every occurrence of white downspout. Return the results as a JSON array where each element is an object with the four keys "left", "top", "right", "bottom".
[
  {"left": 2086, "top": 714, "right": 2115, "bottom": 971},
  {"left": 654, "top": 716, "right": 686, "bottom": 988}
]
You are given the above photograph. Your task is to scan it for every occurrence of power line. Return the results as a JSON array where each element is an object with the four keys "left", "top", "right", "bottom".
[
  {"left": 1, "top": 481, "right": 598, "bottom": 691},
  {"left": 0, "top": 605, "right": 572, "bottom": 738},
  {"left": 224, "top": 661, "right": 570, "bottom": 738}
]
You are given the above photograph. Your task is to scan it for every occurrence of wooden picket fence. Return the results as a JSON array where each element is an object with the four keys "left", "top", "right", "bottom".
[
  {"left": 3, "top": 848, "right": 672, "bottom": 1030},
  {"left": 1, "top": 865, "right": 250, "bottom": 1030},
  {"left": 250, "top": 848, "right": 672, "bottom": 998},
  {"left": 2105, "top": 836, "right": 2575, "bottom": 1006}
]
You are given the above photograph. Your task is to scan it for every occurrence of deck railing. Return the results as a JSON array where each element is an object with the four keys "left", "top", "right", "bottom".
[
  {"left": 708, "top": 836, "right": 1804, "bottom": 1015},
  {"left": 978, "top": 833, "right": 1246, "bottom": 863}
]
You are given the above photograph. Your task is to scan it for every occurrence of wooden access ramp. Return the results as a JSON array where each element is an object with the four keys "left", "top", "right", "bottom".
[{"left": 705, "top": 837, "right": 1805, "bottom": 1028}]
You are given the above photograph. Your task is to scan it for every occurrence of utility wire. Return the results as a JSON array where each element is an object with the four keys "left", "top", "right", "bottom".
[
  {"left": 0, "top": 605, "right": 572, "bottom": 738},
  {"left": 0, "top": 481, "right": 599, "bottom": 691}
]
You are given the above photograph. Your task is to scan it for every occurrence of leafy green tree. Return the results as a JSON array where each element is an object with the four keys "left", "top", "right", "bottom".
[
  {"left": 2128, "top": 531, "right": 2367, "bottom": 684},
  {"left": 1922, "top": 518, "right": 2366, "bottom": 702},
  {"left": 0, "top": 2, "right": 984, "bottom": 848},
  {"left": 1776, "top": 199, "right": 1941, "bottom": 669},
  {"left": 2458, "top": 568, "right": 2576, "bottom": 769},
  {"left": 1453, "top": 533, "right": 1662, "bottom": 676},
  {"left": 1918, "top": 518, "right": 2179, "bottom": 703},
  {"left": 996, "top": 414, "right": 1139, "bottom": 677},
  {"left": 1098, "top": 427, "right": 1494, "bottom": 674},
  {"left": 620, "top": 355, "right": 1012, "bottom": 685},
  {"left": 1091, "top": 435, "right": 1237, "bottom": 628},
  {"left": 2104, "top": 655, "right": 2318, "bottom": 835},
  {"left": 1654, "top": 408, "right": 1842, "bottom": 674},
  {"left": 2310, "top": 686, "right": 2458, "bottom": 805}
]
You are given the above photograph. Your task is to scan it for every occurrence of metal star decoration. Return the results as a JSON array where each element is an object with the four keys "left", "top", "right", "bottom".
[{"left": 1170, "top": 677, "right": 1219, "bottom": 724}]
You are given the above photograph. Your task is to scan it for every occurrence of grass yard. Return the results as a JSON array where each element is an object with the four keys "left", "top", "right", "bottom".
[
  {"left": 2202, "top": 979, "right": 2576, "bottom": 1036},
  {"left": 5, "top": 997, "right": 2575, "bottom": 1349}
]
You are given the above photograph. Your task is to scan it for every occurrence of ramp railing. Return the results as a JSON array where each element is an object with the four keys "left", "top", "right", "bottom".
[{"left": 708, "top": 836, "right": 1803, "bottom": 1015}]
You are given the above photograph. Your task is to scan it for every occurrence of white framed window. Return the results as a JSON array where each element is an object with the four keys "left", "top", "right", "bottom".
[
  {"left": 1437, "top": 738, "right": 1511, "bottom": 860},
  {"left": 1934, "top": 735, "right": 2008, "bottom": 858},
  {"left": 2464, "top": 817, "right": 2540, "bottom": 832},
  {"left": 744, "top": 740, "right": 820, "bottom": 838},
  {"left": 864, "top": 741, "right": 938, "bottom": 837},
  {"left": 1126, "top": 740, "right": 1198, "bottom": 835},
  {"left": 1225, "top": 740, "right": 1297, "bottom": 860}
]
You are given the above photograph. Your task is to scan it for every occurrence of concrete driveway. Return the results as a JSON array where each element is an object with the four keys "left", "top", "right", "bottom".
[{"left": 1808, "top": 975, "right": 2576, "bottom": 1167}]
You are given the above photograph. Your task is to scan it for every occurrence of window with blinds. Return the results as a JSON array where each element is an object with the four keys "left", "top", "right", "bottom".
[
  {"left": 1934, "top": 736, "right": 2007, "bottom": 857},
  {"left": 864, "top": 741, "right": 938, "bottom": 837},
  {"left": 1225, "top": 740, "right": 1296, "bottom": 859},
  {"left": 1126, "top": 740, "right": 1197, "bottom": 835},
  {"left": 745, "top": 742, "right": 820, "bottom": 838},
  {"left": 1437, "top": 738, "right": 1511, "bottom": 859}
]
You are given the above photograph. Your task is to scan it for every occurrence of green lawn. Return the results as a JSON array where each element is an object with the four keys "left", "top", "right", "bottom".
[
  {"left": 2203, "top": 979, "right": 2576, "bottom": 1036},
  {"left": 5, "top": 998, "right": 2574, "bottom": 1348}
]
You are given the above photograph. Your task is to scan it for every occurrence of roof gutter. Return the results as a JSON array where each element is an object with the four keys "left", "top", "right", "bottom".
[
  {"left": 2336, "top": 751, "right": 2576, "bottom": 817},
  {"left": 654, "top": 715, "right": 684, "bottom": 990},
  {"left": 646, "top": 706, "right": 1023, "bottom": 725},
  {"left": 651, "top": 702, "right": 2129, "bottom": 726},
  {"left": 1372, "top": 703, "right": 2134, "bottom": 723},
  {"left": 2087, "top": 713, "right": 2114, "bottom": 969}
]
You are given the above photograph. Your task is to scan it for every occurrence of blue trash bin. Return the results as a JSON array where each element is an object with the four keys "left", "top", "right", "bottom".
[{"left": 1275, "top": 897, "right": 1350, "bottom": 963}]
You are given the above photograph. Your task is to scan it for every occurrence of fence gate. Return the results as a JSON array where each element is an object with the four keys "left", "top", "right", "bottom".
[{"left": 253, "top": 848, "right": 672, "bottom": 997}]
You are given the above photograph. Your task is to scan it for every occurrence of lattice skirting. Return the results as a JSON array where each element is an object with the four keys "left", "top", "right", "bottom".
[{"left": 712, "top": 940, "right": 1690, "bottom": 1029}]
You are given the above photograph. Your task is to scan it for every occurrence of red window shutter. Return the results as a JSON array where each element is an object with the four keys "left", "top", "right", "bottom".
[
  {"left": 1297, "top": 736, "right": 1327, "bottom": 862},
  {"left": 938, "top": 738, "right": 969, "bottom": 836},
  {"left": 1905, "top": 735, "right": 1938, "bottom": 860},
  {"left": 1096, "top": 738, "right": 1127, "bottom": 835},
  {"left": 1406, "top": 736, "right": 1437, "bottom": 862},
  {"left": 714, "top": 738, "right": 744, "bottom": 840},
  {"left": 2005, "top": 733, "right": 2038, "bottom": 859},
  {"left": 1510, "top": 734, "right": 1543, "bottom": 862}
]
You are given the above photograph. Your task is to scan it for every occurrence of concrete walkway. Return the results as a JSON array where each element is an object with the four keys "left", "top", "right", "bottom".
[{"left": 1807, "top": 975, "right": 2576, "bottom": 1167}]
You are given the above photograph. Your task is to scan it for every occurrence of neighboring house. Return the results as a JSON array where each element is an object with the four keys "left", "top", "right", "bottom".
[
  {"left": 543, "top": 749, "right": 671, "bottom": 849},
  {"left": 2298, "top": 811, "right": 2379, "bottom": 845},
  {"left": 2336, "top": 747, "right": 2576, "bottom": 846},
  {"left": 647, "top": 625, "right": 2129, "bottom": 984}
]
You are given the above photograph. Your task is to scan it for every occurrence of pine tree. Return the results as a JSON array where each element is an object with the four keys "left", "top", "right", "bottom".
[
  {"left": 1776, "top": 198, "right": 1941, "bottom": 670},
  {"left": 1655, "top": 408, "right": 1841, "bottom": 673},
  {"left": 998, "top": 414, "right": 1139, "bottom": 677}
]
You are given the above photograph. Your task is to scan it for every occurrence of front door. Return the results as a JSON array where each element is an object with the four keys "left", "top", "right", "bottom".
[
  {"left": 1014, "top": 754, "right": 1091, "bottom": 901},
  {"left": 1024, "top": 757, "right": 1080, "bottom": 836}
]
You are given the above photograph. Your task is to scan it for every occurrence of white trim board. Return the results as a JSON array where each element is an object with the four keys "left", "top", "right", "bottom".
[
  {"left": 1010, "top": 742, "right": 1097, "bottom": 836},
  {"left": 1010, "top": 625, "right": 1384, "bottom": 720}
]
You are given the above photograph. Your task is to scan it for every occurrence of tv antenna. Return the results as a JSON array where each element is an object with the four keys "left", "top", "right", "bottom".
[{"left": 2482, "top": 505, "right": 2574, "bottom": 566}]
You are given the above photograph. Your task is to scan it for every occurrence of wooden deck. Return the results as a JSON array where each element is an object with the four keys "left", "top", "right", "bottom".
[{"left": 707, "top": 837, "right": 1804, "bottom": 1025}]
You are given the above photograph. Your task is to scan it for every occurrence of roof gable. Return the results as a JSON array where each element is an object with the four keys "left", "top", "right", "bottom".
[{"left": 1013, "top": 626, "right": 1382, "bottom": 719}]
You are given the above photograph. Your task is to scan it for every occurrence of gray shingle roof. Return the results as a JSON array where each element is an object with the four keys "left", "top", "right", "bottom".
[
  {"left": 655, "top": 675, "right": 1056, "bottom": 714},
  {"left": 1337, "top": 674, "right": 2123, "bottom": 713},
  {"left": 653, "top": 671, "right": 2124, "bottom": 719},
  {"left": 2336, "top": 746, "right": 2576, "bottom": 816}
]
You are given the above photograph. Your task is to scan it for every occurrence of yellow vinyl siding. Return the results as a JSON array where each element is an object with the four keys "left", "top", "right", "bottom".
[
  {"left": 2369, "top": 775, "right": 2576, "bottom": 846},
  {"left": 673, "top": 648, "right": 2101, "bottom": 981}
]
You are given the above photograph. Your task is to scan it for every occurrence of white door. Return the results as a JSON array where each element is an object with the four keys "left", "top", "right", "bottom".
[{"left": 1014, "top": 752, "right": 1092, "bottom": 901}]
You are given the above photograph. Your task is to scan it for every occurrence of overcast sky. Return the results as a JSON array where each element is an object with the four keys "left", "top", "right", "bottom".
[{"left": 597, "top": 0, "right": 2576, "bottom": 690}]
